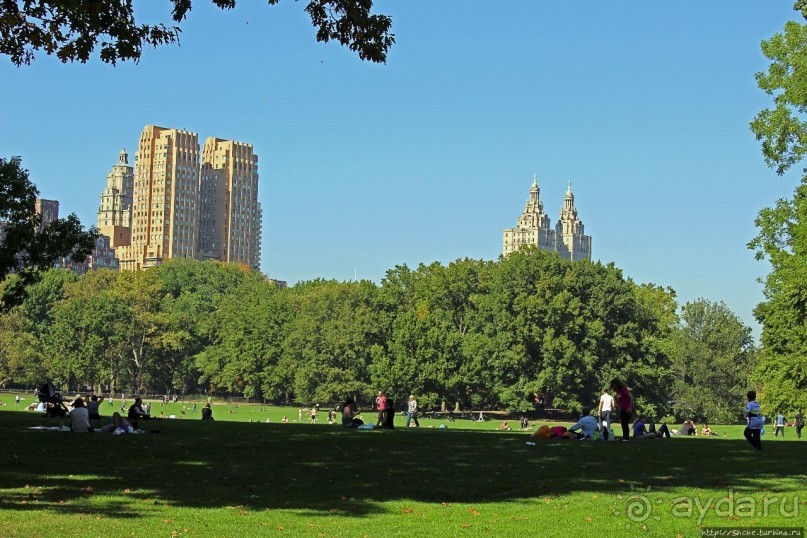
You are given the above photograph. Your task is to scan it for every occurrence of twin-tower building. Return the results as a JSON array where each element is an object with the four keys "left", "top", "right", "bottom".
[
  {"left": 98, "top": 125, "right": 261, "bottom": 271},
  {"left": 503, "top": 175, "right": 592, "bottom": 261}
]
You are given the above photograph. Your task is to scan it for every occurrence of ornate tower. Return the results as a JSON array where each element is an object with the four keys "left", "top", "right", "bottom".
[
  {"left": 502, "top": 174, "right": 556, "bottom": 255},
  {"left": 97, "top": 148, "right": 134, "bottom": 248},
  {"left": 503, "top": 177, "right": 592, "bottom": 261},
  {"left": 554, "top": 182, "right": 592, "bottom": 261}
]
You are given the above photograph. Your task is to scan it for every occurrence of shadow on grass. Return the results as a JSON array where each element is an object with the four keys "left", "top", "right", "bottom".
[{"left": 0, "top": 410, "right": 804, "bottom": 519}]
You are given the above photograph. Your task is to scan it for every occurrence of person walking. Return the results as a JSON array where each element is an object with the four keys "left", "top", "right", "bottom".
[
  {"left": 610, "top": 379, "right": 635, "bottom": 441},
  {"left": 795, "top": 409, "right": 804, "bottom": 439},
  {"left": 15, "top": 395, "right": 20, "bottom": 407},
  {"left": 744, "top": 391, "right": 764, "bottom": 450},
  {"left": 774, "top": 412, "right": 787, "bottom": 438},
  {"left": 597, "top": 388, "right": 615, "bottom": 441},
  {"left": 406, "top": 395, "right": 420, "bottom": 428}
]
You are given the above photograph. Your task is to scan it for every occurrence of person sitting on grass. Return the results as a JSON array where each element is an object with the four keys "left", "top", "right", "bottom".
[
  {"left": 497, "top": 421, "right": 512, "bottom": 431},
  {"left": 632, "top": 415, "right": 671, "bottom": 440},
  {"left": 99, "top": 412, "right": 133, "bottom": 434},
  {"left": 87, "top": 394, "right": 104, "bottom": 421},
  {"left": 281, "top": 416, "right": 289, "bottom": 423},
  {"left": 567, "top": 408, "right": 598, "bottom": 439},
  {"left": 69, "top": 397, "right": 94, "bottom": 433},
  {"left": 201, "top": 403, "right": 214, "bottom": 421},
  {"left": 378, "top": 400, "right": 396, "bottom": 429},
  {"left": 127, "top": 397, "right": 152, "bottom": 430},
  {"left": 678, "top": 419, "right": 696, "bottom": 436},
  {"left": 701, "top": 423, "right": 718, "bottom": 436},
  {"left": 341, "top": 397, "right": 363, "bottom": 428}
]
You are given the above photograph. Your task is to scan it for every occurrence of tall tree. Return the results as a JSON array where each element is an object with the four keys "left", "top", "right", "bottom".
[
  {"left": 196, "top": 271, "right": 292, "bottom": 400},
  {"left": 0, "top": 308, "right": 43, "bottom": 388},
  {"left": 43, "top": 269, "right": 134, "bottom": 392},
  {"left": 111, "top": 269, "right": 168, "bottom": 393},
  {"left": 671, "top": 300, "right": 755, "bottom": 423},
  {"left": 283, "top": 279, "right": 381, "bottom": 404},
  {"left": 749, "top": 14, "right": 807, "bottom": 413},
  {"left": 154, "top": 259, "right": 247, "bottom": 392},
  {"left": 0, "top": 157, "right": 98, "bottom": 309},
  {"left": 0, "top": 0, "right": 394, "bottom": 66}
]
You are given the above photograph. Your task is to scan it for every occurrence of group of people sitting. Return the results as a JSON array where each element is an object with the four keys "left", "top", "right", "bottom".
[
  {"left": 673, "top": 419, "right": 719, "bottom": 437},
  {"left": 68, "top": 396, "right": 155, "bottom": 433},
  {"left": 528, "top": 408, "right": 674, "bottom": 441}
]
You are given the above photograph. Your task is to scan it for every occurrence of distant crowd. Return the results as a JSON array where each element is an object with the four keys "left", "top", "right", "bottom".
[{"left": 6, "top": 380, "right": 804, "bottom": 445}]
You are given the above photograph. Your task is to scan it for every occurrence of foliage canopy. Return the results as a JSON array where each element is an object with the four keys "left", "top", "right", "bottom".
[{"left": 0, "top": 0, "right": 395, "bottom": 66}]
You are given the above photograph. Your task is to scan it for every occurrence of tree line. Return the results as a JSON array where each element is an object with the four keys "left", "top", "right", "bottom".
[{"left": 0, "top": 252, "right": 760, "bottom": 422}]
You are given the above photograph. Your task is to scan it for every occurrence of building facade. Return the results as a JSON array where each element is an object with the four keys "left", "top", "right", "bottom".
[
  {"left": 503, "top": 175, "right": 592, "bottom": 261},
  {"left": 35, "top": 198, "right": 59, "bottom": 231},
  {"left": 197, "top": 137, "right": 262, "bottom": 269},
  {"left": 97, "top": 149, "right": 134, "bottom": 248},
  {"left": 118, "top": 125, "right": 200, "bottom": 271}
]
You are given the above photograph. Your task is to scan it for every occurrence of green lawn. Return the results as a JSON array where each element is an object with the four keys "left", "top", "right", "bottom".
[{"left": 0, "top": 402, "right": 804, "bottom": 537}]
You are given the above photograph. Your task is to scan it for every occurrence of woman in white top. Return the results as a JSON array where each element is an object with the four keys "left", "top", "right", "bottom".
[{"left": 69, "top": 397, "right": 93, "bottom": 433}]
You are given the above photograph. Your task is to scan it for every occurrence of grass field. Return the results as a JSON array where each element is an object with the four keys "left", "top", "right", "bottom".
[{"left": 0, "top": 399, "right": 804, "bottom": 537}]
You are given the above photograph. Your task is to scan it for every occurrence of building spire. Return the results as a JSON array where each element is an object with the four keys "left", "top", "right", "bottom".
[{"left": 118, "top": 148, "right": 128, "bottom": 165}]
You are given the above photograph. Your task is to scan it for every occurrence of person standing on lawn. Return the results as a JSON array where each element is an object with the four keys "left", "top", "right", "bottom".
[
  {"left": 610, "top": 379, "right": 635, "bottom": 441},
  {"left": 375, "top": 390, "right": 388, "bottom": 426},
  {"left": 774, "top": 411, "right": 787, "bottom": 438},
  {"left": 406, "top": 394, "right": 420, "bottom": 428},
  {"left": 597, "top": 388, "right": 615, "bottom": 441},
  {"left": 795, "top": 409, "right": 804, "bottom": 439},
  {"left": 744, "top": 391, "right": 764, "bottom": 450}
]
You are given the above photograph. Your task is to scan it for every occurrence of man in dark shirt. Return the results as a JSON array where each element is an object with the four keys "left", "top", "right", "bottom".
[{"left": 127, "top": 397, "right": 151, "bottom": 430}]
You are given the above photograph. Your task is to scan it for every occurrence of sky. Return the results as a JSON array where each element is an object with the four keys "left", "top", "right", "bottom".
[{"left": 0, "top": 1, "right": 803, "bottom": 340}]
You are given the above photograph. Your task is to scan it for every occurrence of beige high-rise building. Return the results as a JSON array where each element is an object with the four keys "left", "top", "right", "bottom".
[
  {"left": 197, "top": 137, "right": 261, "bottom": 269},
  {"left": 503, "top": 175, "right": 592, "bottom": 261},
  {"left": 97, "top": 149, "right": 134, "bottom": 248},
  {"left": 118, "top": 125, "right": 200, "bottom": 271}
]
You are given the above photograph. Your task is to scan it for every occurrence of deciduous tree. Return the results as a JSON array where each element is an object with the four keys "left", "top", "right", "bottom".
[
  {"left": 749, "top": 14, "right": 807, "bottom": 413},
  {"left": 0, "top": 0, "right": 394, "bottom": 66},
  {"left": 671, "top": 299, "right": 755, "bottom": 423},
  {"left": 0, "top": 157, "right": 98, "bottom": 309}
]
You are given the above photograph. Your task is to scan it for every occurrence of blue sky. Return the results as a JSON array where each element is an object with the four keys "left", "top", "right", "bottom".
[{"left": 0, "top": 1, "right": 802, "bottom": 338}]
